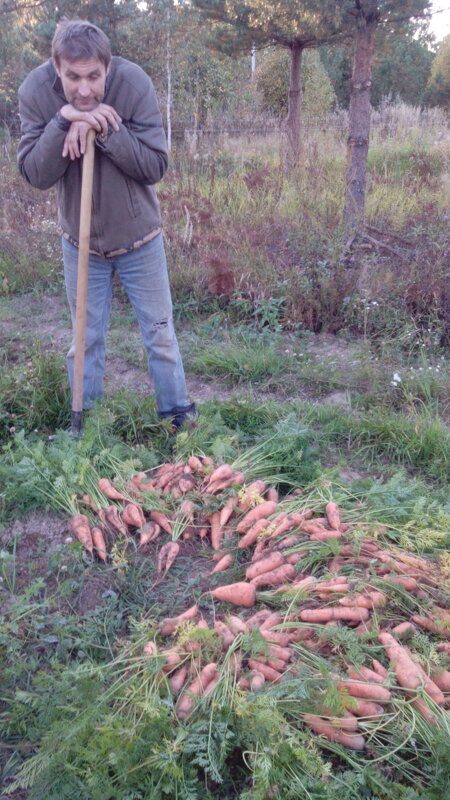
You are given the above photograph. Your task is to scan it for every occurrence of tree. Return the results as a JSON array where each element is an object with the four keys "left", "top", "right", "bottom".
[
  {"left": 255, "top": 47, "right": 336, "bottom": 117},
  {"left": 191, "top": 0, "right": 348, "bottom": 167},
  {"left": 424, "top": 34, "right": 450, "bottom": 109}
]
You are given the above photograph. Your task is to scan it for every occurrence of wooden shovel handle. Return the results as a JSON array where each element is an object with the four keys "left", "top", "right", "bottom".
[{"left": 71, "top": 128, "right": 96, "bottom": 434}]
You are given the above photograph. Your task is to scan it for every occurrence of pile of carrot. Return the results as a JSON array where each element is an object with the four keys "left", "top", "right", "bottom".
[{"left": 67, "top": 457, "right": 450, "bottom": 750}]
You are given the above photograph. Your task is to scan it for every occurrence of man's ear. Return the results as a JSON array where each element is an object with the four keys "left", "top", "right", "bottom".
[{"left": 52, "top": 58, "right": 60, "bottom": 78}]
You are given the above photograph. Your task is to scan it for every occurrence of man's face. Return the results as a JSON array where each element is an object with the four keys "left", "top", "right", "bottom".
[{"left": 54, "top": 57, "right": 109, "bottom": 111}]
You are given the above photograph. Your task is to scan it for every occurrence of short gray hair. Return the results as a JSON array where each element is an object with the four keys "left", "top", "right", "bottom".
[{"left": 52, "top": 20, "right": 111, "bottom": 67}]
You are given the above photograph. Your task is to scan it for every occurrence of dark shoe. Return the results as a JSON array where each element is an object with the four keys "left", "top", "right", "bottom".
[{"left": 159, "top": 402, "right": 197, "bottom": 432}]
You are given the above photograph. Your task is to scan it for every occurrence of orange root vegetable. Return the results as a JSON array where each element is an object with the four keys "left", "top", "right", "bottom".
[
  {"left": 379, "top": 630, "right": 430, "bottom": 693},
  {"left": 176, "top": 662, "right": 219, "bottom": 719},
  {"left": 139, "top": 521, "right": 161, "bottom": 547},
  {"left": 325, "top": 502, "right": 341, "bottom": 531},
  {"left": 246, "top": 609, "right": 272, "bottom": 630},
  {"left": 339, "top": 591, "right": 387, "bottom": 609},
  {"left": 302, "top": 714, "right": 365, "bottom": 750},
  {"left": 238, "top": 677, "right": 251, "bottom": 690},
  {"left": 271, "top": 515, "right": 296, "bottom": 539},
  {"left": 160, "top": 647, "right": 183, "bottom": 672},
  {"left": 382, "top": 575, "right": 418, "bottom": 591},
  {"left": 97, "top": 477, "right": 128, "bottom": 501},
  {"left": 227, "top": 615, "right": 248, "bottom": 635},
  {"left": 265, "top": 487, "right": 279, "bottom": 503},
  {"left": 206, "top": 463, "right": 234, "bottom": 485},
  {"left": 187, "top": 455, "right": 204, "bottom": 472},
  {"left": 70, "top": 513, "right": 93, "bottom": 555},
  {"left": 372, "top": 659, "right": 389, "bottom": 680},
  {"left": 391, "top": 621, "right": 416, "bottom": 637},
  {"left": 149, "top": 510, "right": 173, "bottom": 535},
  {"left": 289, "top": 576, "right": 317, "bottom": 592},
  {"left": 210, "top": 581, "right": 256, "bottom": 608},
  {"left": 313, "top": 582, "right": 349, "bottom": 594},
  {"left": 103, "top": 504, "right": 128, "bottom": 536},
  {"left": 245, "top": 551, "right": 284, "bottom": 581},
  {"left": 265, "top": 643, "right": 293, "bottom": 662},
  {"left": 411, "top": 697, "right": 438, "bottom": 725},
  {"left": 310, "top": 530, "right": 343, "bottom": 541},
  {"left": 341, "top": 697, "right": 385, "bottom": 718},
  {"left": 274, "top": 534, "right": 304, "bottom": 551},
  {"left": 219, "top": 496, "right": 237, "bottom": 527},
  {"left": 337, "top": 680, "right": 392, "bottom": 703},
  {"left": 169, "top": 665, "right": 189, "bottom": 694},
  {"left": 248, "top": 659, "right": 283, "bottom": 683},
  {"left": 347, "top": 667, "right": 386, "bottom": 685},
  {"left": 251, "top": 537, "right": 274, "bottom": 563},
  {"left": 285, "top": 553, "right": 302, "bottom": 565},
  {"left": 299, "top": 520, "right": 328, "bottom": 536},
  {"left": 250, "top": 564, "right": 296, "bottom": 588},
  {"left": 403, "top": 646, "right": 445, "bottom": 705},
  {"left": 299, "top": 607, "right": 370, "bottom": 624},
  {"left": 204, "top": 675, "right": 220, "bottom": 696},
  {"left": 260, "top": 629, "right": 291, "bottom": 647},
  {"left": 431, "top": 669, "right": 450, "bottom": 693},
  {"left": 91, "top": 526, "right": 107, "bottom": 562},
  {"left": 121, "top": 502, "right": 146, "bottom": 529},
  {"left": 237, "top": 480, "right": 267, "bottom": 511},
  {"left": 81, "top": 493, "right": 99, "bottom": 512},
  {"left": 210, "top": 511, "right": 224, "bottom": 551},
  {"left": 227, "top": 649, "right": 242, "bottom": 676},
  {"left": 211, "top": 554, "right": 233, "bottom": 574},
  {"left": 214, "top": 620, "right": 236, "bottom": 649},
  {"left": 250, "top": 671, "right": 266, "bottom": 691},
  {"left": 157, "top": 541, "right": 180, "bottom": 576},
  {"left": 238, "top": 519, "right": 270, "bottom": 549},
  {"left": 412, "top": 614, "right": 450, "bottom": 638},
  {"left": 159, "top": 604, "right": 199, "bottom": 636},
  {"left": 259, "top": 611, "right": 283, "bottom": 631},
  {"left": 236, "top": 501, "right": 278, "bottom": 533},
  {"left": 143, "top": 641, "right": 158, "bottom": 656}
]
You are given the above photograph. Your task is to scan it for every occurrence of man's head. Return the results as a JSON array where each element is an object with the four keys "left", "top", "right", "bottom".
[{"left": 52, "top": 20, "right": 111, "bottom": 111}]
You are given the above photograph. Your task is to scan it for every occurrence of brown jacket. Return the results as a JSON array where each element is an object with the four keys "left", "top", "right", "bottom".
[{"left": 17, "top": 57, "right": 168, "bottom": 257}]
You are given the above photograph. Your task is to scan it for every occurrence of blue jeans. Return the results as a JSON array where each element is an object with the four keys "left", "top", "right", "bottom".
[{"left": 62, "top": 234, "right": 192, "bottom": 417}]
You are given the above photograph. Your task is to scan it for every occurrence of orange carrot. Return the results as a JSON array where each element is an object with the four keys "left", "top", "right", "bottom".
[
  {"left": 431, "top": 669, "right": 450, "bottom": 693},
  {"left": 339, "top": 591, "right": 387, "bottom": 609},
  {"left": 436, "top": 643, "right": 450, "bottom": 655},
  {"left": 210, "top": 511, "right": 224, "bottom": 550},
  {"left": 236, "top": 501, "right": 278, "bottom": 533},
  {"left": 97, "top": 477, "right": 128, "bottom": 501},
  {"left": 143, "top": 641, "right": 158, "bottom": 656},
  {"left": 238, "top": 677, "right": 251, "bottom": 690},
  {"left": 139, "top": 521, "right": 161, "bottom": 547},
  {"left": 340, "top": 697, "right": 385, "bottom": 718},
  {"left": 169, "top": 665, "right": 189, "bottom": 694},
  {"left": 265, "top": 487, "right": 279, "bottom": 503},
  {"left": 227, "top": 615, "right": 248, "bottom": 635},
  {"left": 245, "top": 551, "right": 284, "bottom": 581},
  {"left": 211, "top": 554, "right": 233, "bottom": 574},
  {"left": 403, "top": 646, "right": 445, "bottom": 705},
  {"left": 204, "top": 675, "right": 220, "bottom": 696},
  {"left": 260, "top": 629, "right": 291, "bottom": 647},
  {"left": 391, "top": 621, "right": 416, "bottom": 637},
  {"left": 157, "top": 541, "right": 180, "bottom": 575},
  {"left": 382, "top": 575, "right": 418, "bottom": 591},
  {"left": 177, "top": 662, "right": 219, "bottom": 719},
  {"left": 160, "top": 647, "right": 183, "bottom": 672},
  {"left": 238, "top": 518, "right": 270, "bottom": 549},
  {"left": 302, "top": 714, "right": 365, "bottom": 750},
  {"left": 210, "top": 581, "right": 256, "bottom": 607},
  {"left": 250, "top": 670, "right": 266, "bottom": 691},
  {"left": 325, "top": 501, "right": 341, "bottom": 530},
  {"left": 411, "top": 614, "right": 450, "bottom": 638},
  {"left": 219, "top": 496, "right": 237, "bottom": 527},
  {"left": 250, "top": 564, "right": 296, "bottom": 588},
  {"left": 91, "top": 526, "right": 107, "bottom": 562},
  {"left": 149, "top": 510, "right": 173, "bottom": 535},
  {"left": 81, "top": 493, "right": 99, "bottom": 512},
  {"left": 121, "top": 502, "right": 146, "bottom": 529},
  {"left": 299, "top": 607, "right": 370, "bottom": 624},
  {"left": 70, "top": 513, "right": 93, "bottom": 555},
  {"left": 372, "top": 659, "right": 389, "bottom": 680},
  {"left": 337, "top": 680, "right": 391, "bottom": 703},
  {"left": 187, "top": 455, "right": 204, "bottom": 473},
  {"left": 378, "top": 630, "right": 429, "bottom": 693},
  {"left": 159, "top": 604, "right": 199, "bottom": 636},
  {"left": 206, "top": 464, "right": 234, "bottom": 485},
  {"left": 347, "top": 667, "right": 385, "bottom": 685},
  {"left": 247, "top": 659, "right": 283, "bottom": 683},
  {"left": 245, "top": 609, "right": 272, "bottom": 630},
  {"left": 214, "top": 619, "right": 235, "bottom": 649},
  {"left": 237, "top": 480, "right": 267, "bottom": 511},
  {"left": 310, "top": 530, "right": 343, "bottom": 541},
  {"left": 105, "top": 504, "right": 128, "bottom": 536},
  {"left": 251, "top": 537, "right": 273, "bottom": 563},
  {"left": 299, "top": 520, "right": 329, "bottom": 536}
]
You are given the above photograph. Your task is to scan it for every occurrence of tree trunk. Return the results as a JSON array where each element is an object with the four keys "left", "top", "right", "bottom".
[
  {"left": 343, "top": 14, "right": 378, "bottom": 234},
  {"left": 285, "top": 41, "right": 303, "bottom": 169}
]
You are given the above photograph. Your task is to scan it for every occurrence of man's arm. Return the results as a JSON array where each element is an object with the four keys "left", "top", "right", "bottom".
[
  {"left": 95, "top": 75, "right": 168, "bottom": 185},
  {"left": 17, "top": 87, "right": 72, "bottom": 190}
]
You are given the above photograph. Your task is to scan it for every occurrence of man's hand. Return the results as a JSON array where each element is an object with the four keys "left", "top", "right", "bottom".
[
  {"left": 60, "top": 103, "right": 121, "bottom": 159},
  {"left": 63, "top": 121, "right": 94, "bottom": 160}
]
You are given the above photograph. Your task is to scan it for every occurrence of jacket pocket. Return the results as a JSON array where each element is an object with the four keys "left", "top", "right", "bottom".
[{"left": 125, "top": 178, "right": 141, "bottom": 218}]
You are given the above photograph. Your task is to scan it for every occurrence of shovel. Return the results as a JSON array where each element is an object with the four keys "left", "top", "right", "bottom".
[{"left": 71, "top": 128, "right": 96, "bottom": 436}]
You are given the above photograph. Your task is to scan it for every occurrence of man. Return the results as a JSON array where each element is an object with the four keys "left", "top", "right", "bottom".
[{"left": 17, "top": 19, "right": 196, "bottom": 430}]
